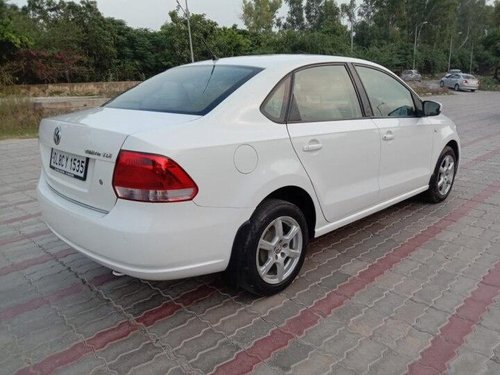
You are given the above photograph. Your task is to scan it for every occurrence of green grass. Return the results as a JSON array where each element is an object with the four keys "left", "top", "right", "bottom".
[
  {"left": 0, "top": 96, "right": 70, "bottom": 139},
  {"left": 0, "top": 96, "right": 43, "bottom": 139}
]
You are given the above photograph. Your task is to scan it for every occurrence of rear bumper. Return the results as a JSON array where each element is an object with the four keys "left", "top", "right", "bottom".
[
  {"left": 460, "top": 84, "right": 479, "bottom": 90},
  {"left": 37, "top": 172, "right": 252, "bottom": 280}
]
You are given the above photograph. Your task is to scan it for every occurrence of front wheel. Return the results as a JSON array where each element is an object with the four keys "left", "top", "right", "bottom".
[
  {"left": 425, "top": 146, "right": 457, "bottom": 203},
  {"left": 439, "top": 80, "right": 444, "bottom": 87},
  {"left": 226, "top": 199, "right": 308, "bottom": 296}
]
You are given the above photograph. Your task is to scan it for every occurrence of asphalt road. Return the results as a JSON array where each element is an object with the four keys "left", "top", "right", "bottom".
[{"left": 1, "top": 90, "right": 500, "bottom": 374}]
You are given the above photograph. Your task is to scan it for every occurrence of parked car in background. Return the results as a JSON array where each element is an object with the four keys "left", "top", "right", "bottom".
[
  {"left": 37, "top": 55, "right": 460, "bottom": 296},
  {"left": 401, "top": 69, "right": 422, "bottom": 81},
  {"left": 440, "top": 73, "right": 479, "bottom": 92},
  {"left": 441, "top": 69, "right": 463, "bottom": 80}
]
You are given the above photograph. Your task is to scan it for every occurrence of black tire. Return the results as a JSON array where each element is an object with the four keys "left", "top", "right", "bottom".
[
  {"left": 424, "top": 146, "right": 457, "bottom": 203},
  {"left": 454, "top": 84, "right": 460, "bottom": 91},
  {"left": 439, "top": 80, "right": 444, "bottom": 87},
  {"left": 471, "top": 89, "right": 476, "bottom": 92},
  {"left": 225, "top": 199, "right": 308, "bottom": 296}
]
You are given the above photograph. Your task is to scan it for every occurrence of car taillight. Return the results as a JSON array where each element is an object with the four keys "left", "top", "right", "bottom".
[
  {"left": 112, "top": 150, "right": 198, "bottom": 202},
  {"left": 464, "top": 80, "right": 468, "bottom": 83}
]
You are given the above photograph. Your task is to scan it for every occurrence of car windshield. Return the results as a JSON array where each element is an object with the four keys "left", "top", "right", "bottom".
[
  {"left": 106, "top": 65, "right": 263, "bottom": 115},
  {"left": 462, "top": 74, "right": 475, "bottom": 79}
]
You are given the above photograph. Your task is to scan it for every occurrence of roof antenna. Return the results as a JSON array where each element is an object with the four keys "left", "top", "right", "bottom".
[{"left": 200, "top": 36, "right": 218, "bottom": 63}]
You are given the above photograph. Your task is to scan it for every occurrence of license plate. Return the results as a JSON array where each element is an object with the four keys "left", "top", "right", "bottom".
[{"left": 50, "top": 149, "right": 89, "bottom": 180}]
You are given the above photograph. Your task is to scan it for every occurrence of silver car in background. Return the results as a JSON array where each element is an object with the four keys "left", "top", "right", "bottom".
[
  {"left": 440, "top": 73, "right": 479, "bottom": 92},
  {"left": 401, "top": 69, "right": 422, "bottom": 82}
]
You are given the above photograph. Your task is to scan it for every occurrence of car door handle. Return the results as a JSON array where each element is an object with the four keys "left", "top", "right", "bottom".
[
  {"left": 382, "top": 131, "right": 395, "bottom": 141},
  {"left": 303, "top": 140, "right": 323, "bottom": 152}
]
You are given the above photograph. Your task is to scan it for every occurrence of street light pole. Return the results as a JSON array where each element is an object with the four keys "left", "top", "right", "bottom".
[
  {"left": 176, "top": 0, "right": 195, "bottom": 63},
  {"left": 448, "top": 32, "right": 462, "bottom": 72},
  {"left": 412, "top": 21, "right": 428, "bottom": 70},
  {"left": 447, "top": 36, "right": 453, "bottom": 72},
  {"left": 469, "top": 42, "right": 473, "bottom": 74},
  {"left": 185, "top": 0, "right": 194, "bottom": 63}
]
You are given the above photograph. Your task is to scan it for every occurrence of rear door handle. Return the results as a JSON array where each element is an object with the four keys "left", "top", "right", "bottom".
[
  {"left": 303, "top": 140, "right": 323, "bottom": 152},
  {"left": 382, "top": 131, "right": 395, "bottom": 141}
]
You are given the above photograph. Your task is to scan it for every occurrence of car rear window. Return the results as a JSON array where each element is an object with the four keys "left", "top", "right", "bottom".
[
  {"left": 463, "top": 74, "right": 475, "bottom": 79},
  {"left": 106, "top": 65, "right": 263, "bottom": 115}
]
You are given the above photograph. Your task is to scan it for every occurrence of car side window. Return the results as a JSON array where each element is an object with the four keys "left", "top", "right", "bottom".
[
  {"left": 261, "top": 76, "right": 291, "bottom": 122},
  {"left": 289, "top": 65, "right": 362, "bottom": 122},
  {"left": 356, "top": 66, "right": 417, "bottom": 118}
]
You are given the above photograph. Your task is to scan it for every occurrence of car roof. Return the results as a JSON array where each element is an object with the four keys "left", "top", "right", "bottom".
[{"left": 189, "top": 54, "right": 385, "bottom": 74}]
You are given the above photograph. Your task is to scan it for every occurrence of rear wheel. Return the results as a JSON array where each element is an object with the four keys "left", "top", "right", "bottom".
[
  {"left": 454, "top": 84, "right": 460, "bottom": 91},
  {"left": 425, "top": 146, "right": 457, "bottom": 203},
  {"left": 471, "top": 89, "right": 476, "bottom": 92},
  {"left": 226, "top": 199, "right": 308, "bottom": 296}
]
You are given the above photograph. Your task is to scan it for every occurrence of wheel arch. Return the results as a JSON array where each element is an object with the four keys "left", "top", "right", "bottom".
[
  {"left": 262, "top": 186, "right": 317, "bottom": 239},
  {"left": 446, "top": 139, "right": 460, "bottom": 165}
]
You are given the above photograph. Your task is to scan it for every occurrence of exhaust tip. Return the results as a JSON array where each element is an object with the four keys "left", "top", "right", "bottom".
[{"left": 112, "top": 270, "right": 125, "bottom": 277}]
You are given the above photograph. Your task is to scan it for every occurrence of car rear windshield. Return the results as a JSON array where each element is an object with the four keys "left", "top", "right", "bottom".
[
  {"left": 106, "top": 65, "right": 263, "bottom": 115},
  {"left": 463, "top": 74, "right": 475, "bottom": 79}
]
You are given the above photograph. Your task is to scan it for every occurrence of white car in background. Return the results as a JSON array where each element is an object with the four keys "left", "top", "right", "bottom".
[
  {"left": 440, "top": 73, "right": 479, "bottom": 92},
  {"left": 38, "top": 55, "right": 460, "bottom": 295}
]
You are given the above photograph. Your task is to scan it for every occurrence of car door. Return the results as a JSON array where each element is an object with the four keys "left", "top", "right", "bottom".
[
  {"left": 446, "top": 74, "right": 458, "bottom": 88},
  {"left": 286, "top": 64, "right": 381, "bottom": 223},
  {"left": 354, "top": 65, "right": 434, "bottom": 202}
]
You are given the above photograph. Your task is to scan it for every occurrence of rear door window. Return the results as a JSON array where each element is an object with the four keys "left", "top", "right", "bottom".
[{"left": 289, "top": 65, "right": 363, "bottom": 122}]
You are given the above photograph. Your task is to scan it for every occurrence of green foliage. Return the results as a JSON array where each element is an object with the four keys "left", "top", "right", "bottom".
[
  {"left": 0, "top": 96, "right": 43, "bottom": 138},
  {"left": 283, "top": 0, "right": 305, "bottom": 30},
  {"left": 0, "top": 0, "right": 498, "bottom": 85},
  {"left": 241, "top": 0, "right": 282, "bottom": 33}
]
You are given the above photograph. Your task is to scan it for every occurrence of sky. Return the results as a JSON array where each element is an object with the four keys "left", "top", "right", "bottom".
[{"left": 7, "top": 0, "right": 291, "bottom": 30}]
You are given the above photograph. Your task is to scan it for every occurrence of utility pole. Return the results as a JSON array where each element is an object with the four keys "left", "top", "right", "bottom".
[
  {"left": 176, "top": 0, "right": 195, "bottom": 63},
  {"left": 412, "top": 21, "right": 428, "bottom": 70}
]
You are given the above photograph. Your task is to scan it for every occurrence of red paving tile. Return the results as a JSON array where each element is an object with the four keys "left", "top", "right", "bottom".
[
  {"left": 213, "top": 180, "right": 500, "bottom": 375},
  {"left": 407, "top": 261, "right": 500, "bottom": 374},
  {"left": 0, "top": 247, "right": 74, "bottom": 277},
  {"left": 15, "top": 284, "right": 217, "bottom": 374}
]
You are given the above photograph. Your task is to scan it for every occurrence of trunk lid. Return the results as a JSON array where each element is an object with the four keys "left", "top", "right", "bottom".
[{"left": 39, "top": 107, "right": 200, "bottom": 212}]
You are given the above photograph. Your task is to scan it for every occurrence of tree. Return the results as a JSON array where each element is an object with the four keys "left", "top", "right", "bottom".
[
  {"left": 304, "top": 0, "right": 322, "bottom": 29},
  {"left": 340, "top": 0, "right": 357, "bottom": 27},
  {"left": 241, "top": 0, "right": 283, "bottom": 33},
  {"left": 304, "top": 0, "right": 343, "bottom": 33},
  {"left": 283, "top": 0, "right": 305, "bottom": 30}
]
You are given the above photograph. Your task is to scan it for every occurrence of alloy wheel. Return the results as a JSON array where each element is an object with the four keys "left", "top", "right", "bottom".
[
  {"left": 437, "top": 155, "right": 455, "bottom": 196},
  {"left": 256, "top": 216, "right": 303, "bottom": 284}
]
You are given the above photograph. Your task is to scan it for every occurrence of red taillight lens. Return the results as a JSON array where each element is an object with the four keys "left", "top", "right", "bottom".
[
  {"left": 464, "top": 80, "right": 468, "bottom": 83},
  {"left": 112, "top": 150, "right": 198, "bottom": 202}
]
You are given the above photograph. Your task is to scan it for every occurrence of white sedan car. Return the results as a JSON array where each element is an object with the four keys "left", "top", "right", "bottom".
[
  {"left": 37, "top": 55, "right": 460, "bottom": 295},
  {"left": 440, "top": 73, "right": 479, "bottom": 92}
]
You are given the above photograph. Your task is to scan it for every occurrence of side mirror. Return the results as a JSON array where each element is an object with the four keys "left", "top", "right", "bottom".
[{"left": 423, "top": 100, "right": 442, "bottom": 116}]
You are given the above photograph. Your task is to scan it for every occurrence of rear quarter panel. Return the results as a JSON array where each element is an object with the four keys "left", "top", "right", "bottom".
[{"left": 121, "top": 67, "right": 327, "bottom": 228}]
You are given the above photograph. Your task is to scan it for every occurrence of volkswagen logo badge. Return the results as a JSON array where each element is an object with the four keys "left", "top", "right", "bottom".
[{"left": 53, "top": 127, "right": 61, "bottom": 145}]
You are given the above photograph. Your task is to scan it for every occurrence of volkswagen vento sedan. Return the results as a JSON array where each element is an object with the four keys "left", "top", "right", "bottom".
[
  {"left": 38, "top": 55, "right": 460, "bottom": 296},
  {"left": 440, "top": 72, "right": 479, "bottom": 92}
]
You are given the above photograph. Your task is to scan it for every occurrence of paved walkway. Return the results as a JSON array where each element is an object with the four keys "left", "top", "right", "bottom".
[{"left": 1, "top": 91, "right": 500, "bottom": 374}]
